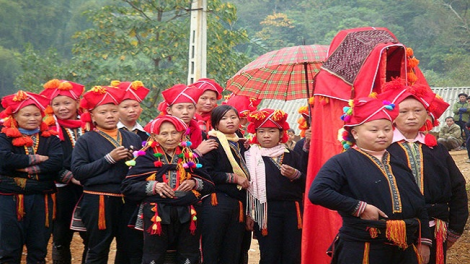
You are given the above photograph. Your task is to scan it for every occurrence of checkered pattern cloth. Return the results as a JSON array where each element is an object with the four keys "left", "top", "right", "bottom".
[{"left": 226, "top": 45, "right": 328, "bottom": 101}]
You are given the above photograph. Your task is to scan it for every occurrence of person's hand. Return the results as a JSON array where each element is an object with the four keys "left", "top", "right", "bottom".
[
  {"left": 305, "top": 128, "right": 312, "bottom": 141},
  {"left": 109, "top": 146, "right": 131, "bottom": 161},
  {"left": 418, "top": 244, "right": 430, "bottom": 264},
  {"left": 280, "top": 164, "right": 298, "bottom": 179},
  {"left": 459, "top": 108, "right": 467, "bottom": 113},
  {"left": 235, "top": 175, "right": 250, "bottom": 189},
  {"left": 154, "top": 182, "right": 175, "bottom": 198},
  {"left": 36, "top": 155, "right": 49, "bottom": 163},
  {"left": 195, "top": 139, "right": 218, "bottom": 155},
  {"left": 359, "top": 204, "right": 388, "bottom": 220},
  {"left": 70, "top": 178, "right": 81, "bottom": 186},
  {"left": 246, "top": 215, "right": 254, "bottom": 231},
  {"left": 177, "top": 179, "right": 196, "bottom": 192}
]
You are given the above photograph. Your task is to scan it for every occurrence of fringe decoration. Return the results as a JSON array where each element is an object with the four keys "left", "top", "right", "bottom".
[
  {"left": 45, "top": 194, "right": 50, "bottom": 228},
  {"left": 16, "top": 194, "right": 25, "bottom": 221},
  {"left": 148, "top": 204, "right": 162, "bottom": 235},
  {"left": 385, "top": 220, "right": 408, "bottom": 249},
  {"left": 434, "top": 219, "right": 448, "bottom": 264},
  {"left": 413, "top": 244, "right": 423, "bottom": 264},
  {"left": 98, "top": 195, "right": 106, "bottom": 230},
  {"left": 362, "top": 242, "right": 370, "bottom": 264},
  {"left": 367, "top": 227, "right": 379, "bottom": 239},
  {"left": 247, "top": 192, "right": 268, "bottom": 236},
  {"left": 14, "top": 177, "right": 27, "bottom": 189},
  {"left": 238, "top": 201, "right": 244, "bottom": 223},
  {"left": 52, "top": 193, "right": 57, "bottom": 220},
  {"left": 295, "top": 201, "right": 302, "bottom": 229},
  {"left": 211, "top": 193, "right": 218, "bottom": 206},
  {"left": 190, "top": 205, "right": 197, "bottom": 235}
]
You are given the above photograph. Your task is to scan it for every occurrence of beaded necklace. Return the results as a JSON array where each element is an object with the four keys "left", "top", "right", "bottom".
[
  {"left": 23, "top": 134, "right": 39, "bottom": 155},
  {"left": 64, "top": 127, "right": 83, "bottom": 147},
  {"left": 95, "top": 128, "right": 122, "bottom": 147}
]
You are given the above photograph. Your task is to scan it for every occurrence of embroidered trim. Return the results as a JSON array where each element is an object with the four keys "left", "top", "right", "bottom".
[{"left": 398, "top": 142, "right": 424, "bottom": 194}]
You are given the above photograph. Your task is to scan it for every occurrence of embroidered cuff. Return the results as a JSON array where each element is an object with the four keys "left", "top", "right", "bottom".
[
  {"left": 421, "top": 238, "right": 433, "bottom": 247},
  {"left": 25, "top": 165, "right": 41, "bottom": 175},
  {"left": 28, "top": 155, "right": 41, "bottom": 165},
  {"left": 193, "top": 149, "right": 203, "bottom": 158},
  {"left": 146, "top": 181, "right": 157, "bottom": 196},
  {"left": 226, "top": 173, "right": 236, "bottom": 183},
  {"left": 447, "top": 229, "right": 461, "bottom": 243},
  {"left": 193, "top": 178, "right": 204, "bottom": 191},
  {"left": 59, "top": 169, "right": 74, "bottom": 184},
  {"left": 302, "top": 139, "right": 310, "bottom": 152},
  {"left": 352, "top": 201, "right": 367, "bottom": 217},
  {"left": 105, "top": 153, "right": 116, "bottom": 164},
  {"left": 290, "top": 169, "right": 301, "bottom": 181}
]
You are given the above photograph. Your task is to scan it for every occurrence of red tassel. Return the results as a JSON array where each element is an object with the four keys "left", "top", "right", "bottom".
[
  {"left": 211, "top": 193, "right": 218, "bottom": 206},
  {"left": 16, "top": 194, "right": 25, "bottom": 221},
  {"left": 238, "top": 201, "right": 244, "bottom": 223},
  {"left": 424, "top": 133, "right": 437, "bottom": 147},
  {"left": 45, "top": 194, "right": 50, "bottom": 228},
  {"left": 295, "top": 201, "right": 302, "bottom": 229},
  {"left": 98, "top": 195, "right": 106, "bottom": 230},
  {"left": 189, "top": 205, "right": 197, "bottom": 235},
  {"left": 4, "top": 127, "right": 22, "bottom": 138},
  {"left": 12, "top": 136, "right": 33, "bottom": 147},
  {"left": 147, "top": 204, "right": 162, "bottom": 235},
  {"left": 262, "top": 228, "right": 268, "bottom": 236},
  {"left": 51, "top": 193, "right": 56, "bottom": 220}
]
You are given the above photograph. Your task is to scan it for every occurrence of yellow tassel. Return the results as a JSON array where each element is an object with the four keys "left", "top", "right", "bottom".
[
  {"left": 362, "top": 242, "right": 370, "bottom": 264},
  {"left": 98, "top": 195, "right": 106, "bottom": 230},
  {"left": 51, "top": 193, "right": 56, "bottom": 220},
  {"left": 238, "top": 201, "right": 244, "bottom": 223},
  {"left": 16, "top": 194, "right": 25, "bottom": 221},
  {"left": 434, "top": 219, "right": 447, "bottom": 264},
  {"left": 385, "top": 220, "right": 408, "bottom": 249},
  {"left": 413, "top": 244, "right": 423, "bottom": 264},
  {"left": 211, "top": 193, "right": 218, "bottom": 206},
  {"left": 44, "top": 194, "right": 50, "bottom": 228},
  {"left": 146, "top": 173, "right": 156, "bottom": 181},
  {"left": 295, "top": 201, "right": 302, "bottom": 229},
  {"left": 367, "top": 227, "right": 379, "bottom": 238}
]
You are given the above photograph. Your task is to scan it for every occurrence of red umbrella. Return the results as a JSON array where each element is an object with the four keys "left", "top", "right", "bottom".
[{"left": 226, "top": 45, "right": 329, "bottom": 101}]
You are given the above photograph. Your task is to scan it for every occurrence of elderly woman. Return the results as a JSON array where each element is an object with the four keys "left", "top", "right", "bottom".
[
  {"left": 40, "top": 79, "right": 88, "bottom": 264},
  {"left": 191, "top": 78, "right": 224, "bottom": 132},
  {"left": 71, "top": 86, "right": 142, "bottom": 264},
  {"left": 384, "top": 80, "right": 468, "bottom": 264},
  {"left": 0, "top": 90, "right": 63, "bottom": 263},
  {"left": 245, "top": 109, "right": 306, "bottom": 264},
  {"left": 309, "top": 95, "right": 432, "bottom": 264},
  {"left": 122, "top": 115, "right": 214, "bottom": 264}
]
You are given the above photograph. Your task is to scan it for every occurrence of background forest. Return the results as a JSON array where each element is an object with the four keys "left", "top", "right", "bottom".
[{"left": 1, "top": 0, "right": 469, "bottom": 118}]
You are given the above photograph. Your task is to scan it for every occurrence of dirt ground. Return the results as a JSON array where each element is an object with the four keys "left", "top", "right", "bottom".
[{"left": 22, "top": 150, "right": 470, "bottom": 263}]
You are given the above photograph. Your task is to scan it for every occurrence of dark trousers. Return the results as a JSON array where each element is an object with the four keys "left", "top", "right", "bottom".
[
  {"left": 456, "top": 120, "right": 469, "bottom": 145},
  {"left": 0, "top": 193, "right": 53, "bottom": 264},
  {"left": 331, "top": 237, "right": 420, "bottom": 264},
  {"left": 201, "top": 193, "right": 245, "bottom": 264},
  {"left": 53, "top": 184, "right": 88, "bottom": 264},
  {"left": 142, "top": 204, "right": 200, "bottom": 264},
  {"left": 253, "top": 201, "right": 302, "bottom": 264},
  {"left": 80, "top": 194, "right": 142, "bottom": 264}
]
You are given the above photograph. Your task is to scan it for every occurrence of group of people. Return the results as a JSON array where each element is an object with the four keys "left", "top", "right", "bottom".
[{"left": 0, "top": 78, "right": 309, "bottom": 264}]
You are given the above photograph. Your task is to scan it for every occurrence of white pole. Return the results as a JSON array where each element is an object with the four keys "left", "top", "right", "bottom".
[{"left": 187, "top": 0, "right": 207, "bottom": 85}]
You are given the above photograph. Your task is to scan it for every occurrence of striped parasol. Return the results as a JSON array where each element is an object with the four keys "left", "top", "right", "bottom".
[{"left": 226, "top": 45, "right": 329, "bottom": 101}]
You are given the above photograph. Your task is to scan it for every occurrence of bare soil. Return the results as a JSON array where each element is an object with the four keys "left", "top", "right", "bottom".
[{"left": 22, "top": 150, "right": 470, "bottom": 263}]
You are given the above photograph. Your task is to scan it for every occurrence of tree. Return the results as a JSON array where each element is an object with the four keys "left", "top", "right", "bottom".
[{"left": 0, "top": 46, "right": 21, "bottom": 97}]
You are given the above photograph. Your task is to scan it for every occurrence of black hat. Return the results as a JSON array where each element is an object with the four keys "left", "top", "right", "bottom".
[{"left": 458, "top": 92, "right": 468, "bottom": 98}]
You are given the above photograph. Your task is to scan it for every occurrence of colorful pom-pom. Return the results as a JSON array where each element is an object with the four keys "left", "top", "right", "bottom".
[
  {"left": 183, "top": 163, "right": 189, "bottom": 169},
  {"left": 343, "top": 106, "right": 350, "bottom": 113},
  {"left": 181, "top": 142, "right": 187, "bottom": 147},
  {"left": 192, "top": 216, "right": 197, "bottom": 221},
  {"left": 196, "top": 164, "right": 202, "bottom": 168},
  {"left": 343, "top": 115, "right": 351, "bottom": 122},
  {"left": 154, "top": 161, "right": 163, "bottom": 167},
  {"left": 186, "top": 141, "right": 192, "bottom": 147},
  {"left": 154, "top": 153, "right": 163, "bottom": 158},
  {"left": 142, "top": 141, "right": 147, "bottom": 147},
  {"left": 138, "top": 150, "right": 146, "bottom": 156},
  {"left": 125, "top": 160, "right": 136, "bottom": 166}
]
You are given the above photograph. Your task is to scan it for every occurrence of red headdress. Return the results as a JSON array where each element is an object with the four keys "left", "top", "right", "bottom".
[
  {"left": 222, "top": 93, "right": 261, "bottom": 118},
  {"left": 110, "top": 80, "right": 150, "bottom": 103},
  {"left": 0, "top": 90, "right": 58, "bottom": 146},
  {"left": 247, "top": 109, "right": 290, "bottom": 144},
  {"left": 158, "top": 84, "right": 203, "bottom": 114},
  {"left": 190, "top": 78, "right": 224, "bottom": 100},
  {"left": 40, "top": 79, "right": 85, "bottom": 101},
  {"left": 144, "top": 115, "right": 188, "bottom": 135}
]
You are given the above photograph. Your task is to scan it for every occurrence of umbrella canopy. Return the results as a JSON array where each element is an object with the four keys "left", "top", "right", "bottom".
[{"left": 226, "top": 45, "right": 329, "bottom": 101}]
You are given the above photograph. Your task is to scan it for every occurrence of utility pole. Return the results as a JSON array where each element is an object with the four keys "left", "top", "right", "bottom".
[{"left": 187, "top": 0, "right": 207, "bottom": 85}]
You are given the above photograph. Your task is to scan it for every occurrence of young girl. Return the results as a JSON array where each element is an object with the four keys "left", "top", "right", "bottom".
[
  {"left": 71, "top": 86, "right": 142, "bottom": 264},
  {"left": 200, "top": 105, "right": 250, "bottom": 264},
  {"left": 191, "top": 78, "right": 224, "bottom": 132},
  {"left": 122, "top": 115, "right": 214, "bottom": 263},
  {"left": 40, "top": 79, "right": 88, "bottom": 264},
  {"left": 245, "top": 109, "right": 305, "bottom": 264},
  {"left": 309, "top": 95, "right": 432, "bottom": 264},
  {"left": 0, "top": 91, "right": 63, "bottom": 263}
]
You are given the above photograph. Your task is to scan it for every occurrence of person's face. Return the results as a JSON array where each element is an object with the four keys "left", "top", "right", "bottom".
[
  {"left": 216, "top": 109, "right": 240, "bottom": 134},
  {"left": 394, "top": 98, "right": 427, "bottom": 134},
  {"left": 445, "top": 118, "right": 454, "bottom": 126},
  {"left": 154, "top": 122, "right": 183, "bottom": 151},
  {"left": 119, "top": 99, "right": 142, "bottom": 124},
  {"left": 14, "top": 105, "right": 42, "bottom": 130},
  {"left": 167, "top": 103, "right": 196, "bottom": 124},
  {"left": 51, "top": 95, "right": 79, "bottom": 120},
  {"left": 459, "top": 95, "right": 467, "bottom": 103},
  {"left": 256, "top": 127, "right": 282, "bottom": 148},
  {"left": 91, "top": 104, "right": 120, "bottom": 130},
  {"left": 288, "top": 131, "right": 295, "bottom": 140},
  {"left": 196, "top": 91, "right": 218, "bottom": 113},
  {"left": 351, "top": 119, "right": 393, "bottom": 151}
]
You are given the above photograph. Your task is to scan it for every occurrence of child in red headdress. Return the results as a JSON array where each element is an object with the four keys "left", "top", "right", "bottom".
[
  {"left": 191, "top": 78, "right": 224, "bottom": 132},
  {"left": 309, "top": 95, "right": 432, "bottom": 264},
  {"left": 122, "top": 115, "right": 214, "bottom": 263},
  {"left": 244, "top": 108, "right": 306, "bottom": 264},
  {"left": 40, "top": 79, "right": 88, "bottom": 264},
  {"left": 71, "top": 86, "right": 143, "bottom": 264},
  {"left": 112, "top": 80, "right": 150, "bottom": 141},
  {"left": 0, "top": 90, "right": 63, "bottom": 263},
  {"left": 385, "top": 79, "right": 468, "bottom": 264}
]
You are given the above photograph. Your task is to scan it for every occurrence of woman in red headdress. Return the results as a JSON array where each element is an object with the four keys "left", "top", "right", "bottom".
[
  {"left": 244, "top": 109, "right": 306, "bottom": 264},
  {"left": 385, "top": 79, "right": 468, "bottom": 264},
  {"left": 40, "top": 79, "right": 88, "bottom": 264},
  {"left": 0, "top": 90, "right": 63, "bottom": 263},
  {"left": 122, "top": 115, "right": 214, "bottom": 264},
  {"left": 71, "top": 86, "right": 143, "bottom": 264},
  {"left": 158, "top": 84, "right": 219, "bottom": 156},
  {"left": 191, "top": 78, "right": 224, "bottom": 132},
  {"left": 309, "top": 95, "right": 432, "bottom": 264}
]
